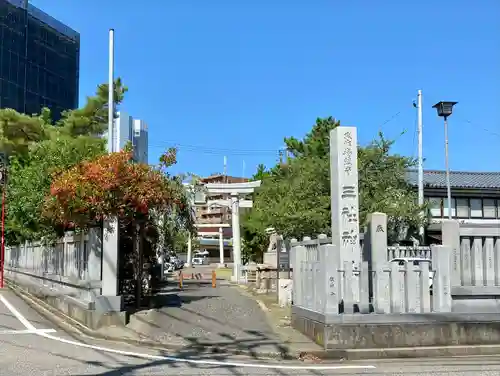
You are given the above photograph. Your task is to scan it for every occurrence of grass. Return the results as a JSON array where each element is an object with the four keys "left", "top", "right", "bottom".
[{"left": 214, "top": 267, "right": 233, "bottom": 280}]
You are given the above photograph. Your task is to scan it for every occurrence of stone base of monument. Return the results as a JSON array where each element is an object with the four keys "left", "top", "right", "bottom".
[
  {"left": 292, "top": 305, "right": 500, "bottom": 356},
  {"left": 263, "top": 251, "right": 277, "bottom": 268},
  {"left": 278, "top": 278, "right": 292, "bottom": 307}
]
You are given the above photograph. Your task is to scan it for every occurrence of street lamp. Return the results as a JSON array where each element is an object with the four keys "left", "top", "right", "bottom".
[{"left": 432, "top": 101, "right": 458, "bottom": 220}]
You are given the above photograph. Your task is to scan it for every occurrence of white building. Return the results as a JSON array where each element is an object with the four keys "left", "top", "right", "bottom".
[{"left": 109, "top": 111, "right": 148, "bottom": 164}]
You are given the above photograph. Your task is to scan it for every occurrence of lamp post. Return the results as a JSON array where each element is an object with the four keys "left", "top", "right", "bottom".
[{"left": 432, "top": 101, "right": 458, "bottom": 220}]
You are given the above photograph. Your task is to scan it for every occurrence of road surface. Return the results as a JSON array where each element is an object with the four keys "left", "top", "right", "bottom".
[{"left": 1, "top": 289, "right": 500, "bottom": 375}]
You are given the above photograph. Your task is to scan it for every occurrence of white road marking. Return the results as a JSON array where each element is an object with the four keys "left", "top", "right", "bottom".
[
  {"left": 0, "top": 293, "right": 37, "bottom": 330},
  {"left": 0, "top": 328, "right": 56, "bottom": 335},
  {"left": 0, "top": 293, "right": 375, "bottom": 371}
]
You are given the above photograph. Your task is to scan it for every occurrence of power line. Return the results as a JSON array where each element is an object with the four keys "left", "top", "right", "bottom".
[
  {"left": 422, "top": 92, "right": 499, "bottom": 139},
  {"left": 149, "top": 142, "right": 281, "bottom": 156},
  {"left": 150, "top": 108, "right": 417, "bottom": 157},
  {"left": 378, "top": 111, "right": 402, "bottom": 133},
  {"left": 460, "top": 118, "right": 500, "bottom": 138}
]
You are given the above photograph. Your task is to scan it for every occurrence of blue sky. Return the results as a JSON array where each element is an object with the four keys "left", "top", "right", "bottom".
[{"left": 32, "top": 0, "right": 500, "bottom": 177}]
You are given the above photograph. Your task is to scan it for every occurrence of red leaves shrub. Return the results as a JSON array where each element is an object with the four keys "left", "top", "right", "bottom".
[{"left": 43, "top": 150, "right": 178, "bottom": 226}]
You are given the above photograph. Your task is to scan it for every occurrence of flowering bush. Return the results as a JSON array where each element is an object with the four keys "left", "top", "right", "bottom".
[{"left": 43, "top": 149, "right": 181, "bottom": 227}]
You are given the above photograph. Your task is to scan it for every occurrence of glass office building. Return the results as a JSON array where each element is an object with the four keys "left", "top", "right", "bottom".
[{"left": 0, "top": 0, "right": 79, "bottom": 120}]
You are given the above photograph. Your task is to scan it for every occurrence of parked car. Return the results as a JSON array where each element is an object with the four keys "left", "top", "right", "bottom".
[
  {"left": 194, "top": 249, "right": 209, "bottom": 256},
  {"left": 192, "top": 255, "right": 208, "bottom": 265}
]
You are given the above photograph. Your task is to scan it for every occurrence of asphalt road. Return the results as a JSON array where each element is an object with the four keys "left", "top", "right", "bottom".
[{"left": 1, "top": 289, "right": 500, "bottom": 375}]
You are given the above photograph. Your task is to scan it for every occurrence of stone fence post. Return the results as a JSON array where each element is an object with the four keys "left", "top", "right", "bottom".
[
  {"left": 363, "top": 212, "right": 388, "bottom": 313},
  {"left": 441, "top": 220, "right": 460, "bottom": 287},
  {"left": 431, "top": 244, "right": 452, "bottom": 312}
]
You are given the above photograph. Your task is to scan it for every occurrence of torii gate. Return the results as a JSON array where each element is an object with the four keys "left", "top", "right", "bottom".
[{"left": 204, "top": 181, "right": 261, "bottom": 281}]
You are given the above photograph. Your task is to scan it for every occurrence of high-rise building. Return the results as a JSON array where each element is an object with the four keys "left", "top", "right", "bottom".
[
  {"left": 0, "top": 0, "right": 80, "bottom": 120},
  {"left": 112, "top": 111, "right": 148, "bottom": 164}
]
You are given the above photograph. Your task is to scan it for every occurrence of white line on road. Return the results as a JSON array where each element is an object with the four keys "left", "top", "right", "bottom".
[
  {"left": 0, "top": 328, "right": 57, "bottom": 335},
  {"left": 0, "top": 292, "right": 376, "bottom": 371},
  {"left": 0, "top": 293, "right": 37, "bottom": 330}
]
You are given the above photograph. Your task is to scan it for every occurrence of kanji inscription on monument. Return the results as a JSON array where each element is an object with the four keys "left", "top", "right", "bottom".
[{"left": 330, "top": 127, "right": 361, "bottom": 267}]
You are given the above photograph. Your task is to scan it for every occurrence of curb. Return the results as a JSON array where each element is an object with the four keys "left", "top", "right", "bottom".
[
  {"left": 5, "top": 280, "right": 294, "bottom": 360},
  {"left": 227, "top": 283, "right": 500, "bottom": 361},
  {"left": 308, "top": 344, "right": 500, "bottom": 361}
]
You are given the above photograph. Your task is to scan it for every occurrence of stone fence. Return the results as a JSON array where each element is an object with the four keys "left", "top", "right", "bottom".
[
  {"left": 4, "top": 229, "right": 103, "bottom": 308},
  {"left": 442, "top": 220, "right": 500, "bottom": 312},
  {"left": 290, "top": 214, "right": 450, "bottom": 316},
  {"left": 290, "top": 126, "right": 500, "bottom": 351}
]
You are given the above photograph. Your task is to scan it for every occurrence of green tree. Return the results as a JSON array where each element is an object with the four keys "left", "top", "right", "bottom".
[
  {"left": 4, "top": 79, "right": 126, "bottom": 244},
  {"left": 241, "top": 166, "right": 271, "bottom": 263},
  {"left": 246, "top": 117, "right": 426, "bottom": 243}
]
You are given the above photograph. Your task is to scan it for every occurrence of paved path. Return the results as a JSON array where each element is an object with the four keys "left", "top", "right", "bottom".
[
  {"left": 129, "top": 282, "right": 288, "bottom": 355},
  {"left": 2, "top": 287, "right": 500, "bottom": 375}
]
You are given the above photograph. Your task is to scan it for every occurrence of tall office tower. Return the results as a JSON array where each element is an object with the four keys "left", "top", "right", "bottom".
[
  {"left": 0, "top": 0, "right": 79, "bottom": 120},
  {"left": 112, "top": 112, "right": 149, "bottom": 164}
]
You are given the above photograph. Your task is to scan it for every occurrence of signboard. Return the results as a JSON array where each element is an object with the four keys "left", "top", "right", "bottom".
[{"left": 276, "top": 238, "right": 291, "bottom": 278}]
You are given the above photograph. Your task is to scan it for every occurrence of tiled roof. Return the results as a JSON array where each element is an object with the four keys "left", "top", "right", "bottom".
[{"left": 406, "top": 170, "right": 500, "bottom": 189}]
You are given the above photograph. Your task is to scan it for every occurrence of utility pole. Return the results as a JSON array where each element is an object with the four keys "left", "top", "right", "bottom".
[
  {"left": 108, "top": 29, "right": 115, "bottom": 153},
  {"left": 417, "top": 89, "right": 424, "bottom": 239},
  {"left": 98, "top": 28, "right": 123, "bottom": 312}
]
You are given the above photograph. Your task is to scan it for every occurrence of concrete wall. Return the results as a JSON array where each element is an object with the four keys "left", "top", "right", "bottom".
[{"left": 4, "top": 228, "right": 103, "bottom": 306}]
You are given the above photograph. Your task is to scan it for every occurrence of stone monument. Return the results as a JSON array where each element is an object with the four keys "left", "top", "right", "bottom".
[{"left": 329, "top": 126, "right": 361, "bottom": 306}]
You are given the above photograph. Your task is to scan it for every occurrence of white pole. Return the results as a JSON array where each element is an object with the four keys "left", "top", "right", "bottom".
[
  {"left": 108, "top": 29, "right": 115, "bottom": 153},
  {"left": 231, "top": 193, "right": 241, "bottom": 281},
  {"left": 417, "top": 89, "right": 424, "bottom": 238},
  {"left": 218, "top": 226, "right": 224, "bottom": 268},
  {"left": 186, "top": 235, "right": 192, "bottom": 267},
  {"left": 101, "top": 28, "right": 122, "bottom": 311},
  {"left": 444, "top": 118, "right": 452, "bottom": 219}
]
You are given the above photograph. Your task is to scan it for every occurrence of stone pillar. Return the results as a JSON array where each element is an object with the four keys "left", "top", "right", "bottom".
[
  {"left": 441, "top": 220, "right": 460, "bottom": 287},
  {"left": 365, "top": 212, "right": 389, "bottom": 313},
  {"left": 330, "top": 126, "right": 361, "bottom": 303},
  {"left": 218, "top": 226, "right": 225, "bottom": 267},
  {"left": 320, "top": 244, "right": 341, "bottom": 314},
  {"left": 231, "top": 193, "right": 241, "bottom": 281},
  {"left": 366, "top": 212, "right": 388, "bottom": 269},
  {"left": 95, "top": 218, "right": 123, "bottom": 312},
  {"left": 432, "top": 244, "right": 452, "bottom": 312}
]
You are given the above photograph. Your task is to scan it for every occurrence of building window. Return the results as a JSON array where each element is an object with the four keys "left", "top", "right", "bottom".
[
  {"left": 456, "top": 198, "right": 469, "bottom": 218},
  {"left": 470, "top": 198, "right": 483, "bottom": 218},
  {"left": 428, "top": 197, "right": 442, "bottom": 217},
  {"left": 443, "top": 198, "right": 456, "bottom": 218},
  {"left": 483, "top": 199, "right": 497, "bottom": 219}
]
